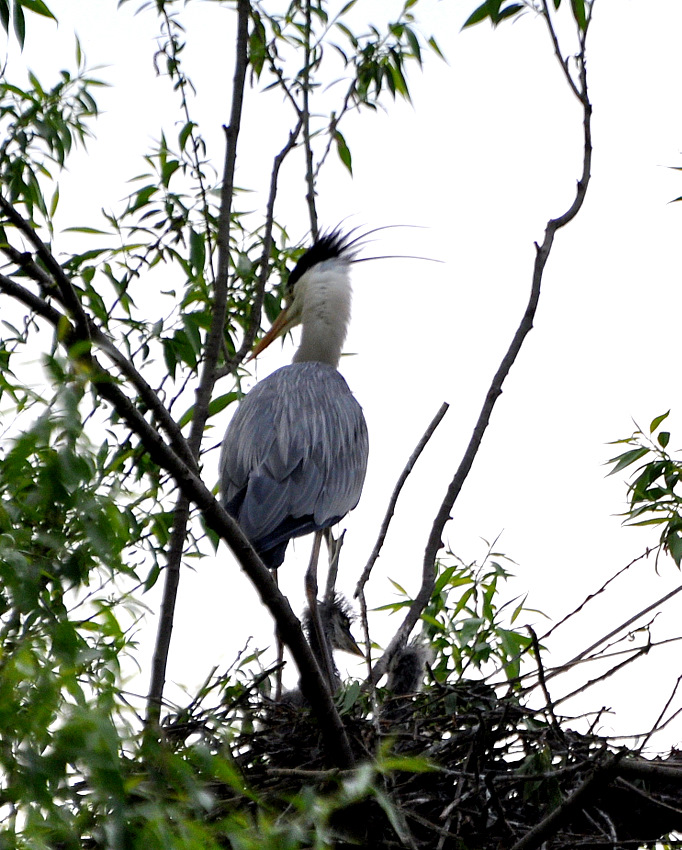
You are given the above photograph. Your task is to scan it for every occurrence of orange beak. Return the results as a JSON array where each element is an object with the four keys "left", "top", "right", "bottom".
[{"left": 247, "top": 304, "right": 293, "bottom": 362}]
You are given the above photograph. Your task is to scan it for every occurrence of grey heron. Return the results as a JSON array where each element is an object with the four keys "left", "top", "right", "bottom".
[{"left": 219, "top": 228, "right": 369, "bottom": 686}]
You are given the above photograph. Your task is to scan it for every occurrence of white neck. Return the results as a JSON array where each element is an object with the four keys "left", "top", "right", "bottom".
[{"left": 292, "top": 258, "right": 352, "bottom": 368}]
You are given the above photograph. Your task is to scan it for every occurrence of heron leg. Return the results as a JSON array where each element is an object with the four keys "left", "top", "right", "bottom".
[
  {"left": 305, "top": 530, "right": 337, "bottom": 690},
  {"left": 274, "top": 568, "right": 284, "bottom": 701},
  {"left": 323, "top": 528, "right": 345, "bottom": 603}
]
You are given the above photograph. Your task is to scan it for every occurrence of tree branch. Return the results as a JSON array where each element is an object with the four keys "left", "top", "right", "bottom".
[
  {"left": 355, "top": 402, "right": 449, "bottom": 598},
  {"left": 302, "top": 0, "right": 319, "bottom": 239},
  {"left": 147, "top": 0, "right": 249, "bottom": 724},
  {"left": 368, "top": 7, "right": 594, "bottom": 686}
]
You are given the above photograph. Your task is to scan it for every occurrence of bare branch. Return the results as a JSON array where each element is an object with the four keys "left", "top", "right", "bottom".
[
  {"left": 355, "top": 402, "right": 449, "bottom": 598},
  {"left": 187, "top": 0, "right": 249, "bottom": 456},
  {"left": 540, "top": 550, "right": 653, "bottom": 643},
  {"left": 639, "top": 674, "right": 682, "bottom": 753},
  {"left": 217, "top": 116, "right": 304, "bottom": 379},
  {"left": 539, "top": 583, "right": 682, "bottom": 692},
  {"left": 302, "top": 0, "right": 319, "bottom": 239},
  {"left": 528, "top": 626, "right": 563, "bottom": 736},
  {"left": 147, "top": 0, "right": 248, "bottom": 725},
  {"left": 369, "top": 6, "right": 594, "bottom": 686}
]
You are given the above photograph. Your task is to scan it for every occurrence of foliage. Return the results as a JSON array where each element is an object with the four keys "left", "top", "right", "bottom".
[
  {"left": 462, "top": 0, "right": 588, "bottom": 31},
  {"left": 608, "top": 411, "right": 682, "bottom": 566},
  {"left": 0, "top": 0, "right": 55, "bottom": 49},
  {"left": 382, "top": 544, "right": 535, "bottom": 684}
]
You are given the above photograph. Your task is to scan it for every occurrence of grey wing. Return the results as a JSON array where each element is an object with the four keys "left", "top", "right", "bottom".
[{"left": 219, "top": 363, "right": 368, "bottom": 549}]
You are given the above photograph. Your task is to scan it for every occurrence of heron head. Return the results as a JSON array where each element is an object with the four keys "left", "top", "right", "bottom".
[
  {"left": 250, "top": 229, "right": 360, "bottom": 360},
  {"left": 303, "top": 594, "right": 364, "bottom": 658}
]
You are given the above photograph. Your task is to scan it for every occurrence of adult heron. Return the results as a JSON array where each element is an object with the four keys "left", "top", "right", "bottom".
[{"left": 219, "top": 228, "right": 369, "bottom": 685}]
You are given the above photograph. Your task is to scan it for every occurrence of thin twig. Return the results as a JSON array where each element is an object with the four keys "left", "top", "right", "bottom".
[
  {"left": 509, "top": 752, "right": 623, "bottom": 850},
  {"left": 355, "top": 402, "right": 449, "bottom": 598},
  {"left": 528, "top": 625, "right": 563, "bottom": 737},
  {"left": 302, "top": 0, "right": 319, "bottom": 239},
  {"left": 540, "top": 550, "right": 652, "bottom": 643},
  {"left": 538, "top": 583, "right": 682, "bottom": 692}
]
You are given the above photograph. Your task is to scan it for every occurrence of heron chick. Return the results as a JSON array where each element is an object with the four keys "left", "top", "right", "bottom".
[
  {"left": 386, "top": 639, "right": 434, "bottom": 696},
  {"left": 281, "top": 595, "right": 363, "bottom": 704}
]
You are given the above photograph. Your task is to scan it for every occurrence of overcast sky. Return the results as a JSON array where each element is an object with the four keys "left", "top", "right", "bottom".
[{"left": 7, "top": 0, "right": 682, "bottom": 749}]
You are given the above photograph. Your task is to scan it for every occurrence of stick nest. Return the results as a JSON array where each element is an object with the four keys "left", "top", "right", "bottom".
[{"left": 165, "top": 678, "right": 682, "bottom": 849}]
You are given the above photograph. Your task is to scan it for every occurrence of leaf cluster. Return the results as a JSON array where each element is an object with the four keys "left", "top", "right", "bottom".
[
  {"left": 463, "top": 0, "right": 588, "bottom": 31},
  {"left": 384, "top": 546, "right": 534, "bottom": 685},
  {"left": 608, "top": 411, "right": 682, "bottom": 566}
]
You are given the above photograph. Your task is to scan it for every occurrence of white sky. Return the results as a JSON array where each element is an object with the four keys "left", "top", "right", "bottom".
[{"left": 6, "top": 0, "right": 682, "bottom": 750}]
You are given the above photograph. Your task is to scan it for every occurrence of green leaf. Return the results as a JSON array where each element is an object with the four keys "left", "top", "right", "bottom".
[
  {"left": 570, "top": 0, "right": 586, "bottom": 30},
  {"left": 427, "top": 36, "right": 445, "bottom": 61},
  {"left": 334, "top": 130, "right": 353, "bottom": 175},
  {"left": 19, "top": 0, "right": 55, "bottom": 18},
  {"left": 379, "top": 755, "right": 437, "bottom": 774},
  {"left": 13, "top": 0, "right": 25, "bottom": 48},
  {"left": 189, "top": 229, "right": 206, "bottom": 275},
  {"left": 658, "top": 431, "right": 671, "bottom": 449},
  {"left": 462, "top": 1, "right": 493, "bottom": 28},
  {"left": 668, "top": 531, "right": 682, "bottom": 567},
  {"left": 497, "top": 3, "right": 524, "bottom": 22},
  {"left": 178, "top": 120, "right": 195, "bottom": 152},
  {"left": 420, "top": 612, "right": 446, "bottom": 631},
  {"left": 49, "top": 185, "right": 59, "bottom": 218},
  {"left": 388, "top": 577, "right": 407, "bottom": 595},
  {"left": 607, "top": 447, "right": 649, "bottom": 476},
  {"left": 404, "top": 27, "right": 421, "bottom": 66},
  {"left": 207, "top": 392, "right": 239, "bottom": 418},
  {"left": 650, "top": 411, "right": 670, "bottom": 433}
]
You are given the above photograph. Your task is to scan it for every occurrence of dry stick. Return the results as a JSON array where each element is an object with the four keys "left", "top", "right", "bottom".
[
  {"left": 480, "top": 551, "right": 656, "bottom": 695},
  {"left": 146, "top": 0, "right": 250, "bottom": 726},
  {"left": 540, "top": 550, "right": 652, "bottom": 644},
  {"left": 369, "top": 18, "right": 593, "bottom": 685},
  {"left": 509, "top": 753, "right": 623, "bottom": 850},
  {"left": 535, "top": 582, "right": 682, "bottom": 693},
  {"left": 528, "top": 625, "right": 563, "bottom": 737},
  {"left": 639, "top": 674, "right": 682, "bottom": 753},
  {"left": 619, "top": 758, "right": 682, "bottom": 782},
  {"left": 355, "top": 402, "right": 449, "bottom": 598},
  {"left": 551, "top": 644, "right": 652, "bottom": 710}
]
